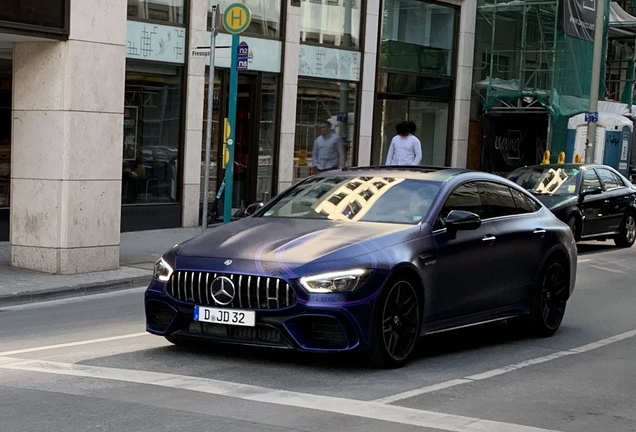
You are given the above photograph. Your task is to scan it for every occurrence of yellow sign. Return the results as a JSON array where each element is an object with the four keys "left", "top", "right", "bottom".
[
  {"left": 223, "top": 118, "right": 231, "bottom": 168},
  {"left": 222, "top": 3, "right": 251, "bottom": 34}
]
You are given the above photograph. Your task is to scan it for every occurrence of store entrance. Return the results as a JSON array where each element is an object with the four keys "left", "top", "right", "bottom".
[{"left": 219, "top": 73, "right": 260, "bottom": 210}]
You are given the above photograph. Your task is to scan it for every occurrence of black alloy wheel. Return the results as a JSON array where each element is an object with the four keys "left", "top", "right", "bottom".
[
  {"left": 370, "top": 279, "right": 421, "bottom": 368},
  {"left": 614, "top": 212, "right": 636, "bottom": 248},
  {"left": 531, "top": 261, "right": 568, "bottom": 337}
]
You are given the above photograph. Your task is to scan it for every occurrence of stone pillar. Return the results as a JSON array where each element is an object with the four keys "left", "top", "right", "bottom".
[
  {"left": 182, "top": 0, "right": 208, "bottom": 227},
  {"left": 451, "top": 0, "right": 476, "bottom": 168},
  {"left": 357, "top": 0, "right": 381, "bottom": 167},
  {"left": 10, "top": 0, "right": 126, "bottom": 274},
  {"left": 277, "top": 0, "right": 301, "bottom": 194}
]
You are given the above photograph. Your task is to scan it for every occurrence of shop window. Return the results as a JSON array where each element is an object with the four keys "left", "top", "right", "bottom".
[
  {"left": 127, "top": 0, "right": 185, "bottom": 25},
  {"left": 300, "top": 0, "right": 360, "bottom": 48},
  {"left": 294, "top": 78, "right": 357, "bottom": 182},
  {"left": 208, "top": 0, "right": 281, "bottom": 38},
  {"left": 123, "top": 64, "right": 183, "bottom": 204}
]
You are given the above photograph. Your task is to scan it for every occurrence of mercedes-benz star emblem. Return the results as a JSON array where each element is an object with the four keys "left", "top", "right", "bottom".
[
  {"left": 224, "top": 259, "right": 232, "bottom": 266},
  {"left": 210, "top": 276, "right": 235, "bottom": 306}
]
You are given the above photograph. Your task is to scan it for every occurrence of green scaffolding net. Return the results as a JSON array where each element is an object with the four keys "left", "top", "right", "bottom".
[{"left": 475, "top": 0, "right": 609, "bottom": 156}]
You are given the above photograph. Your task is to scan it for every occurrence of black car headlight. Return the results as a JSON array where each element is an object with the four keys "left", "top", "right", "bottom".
[
  {"left": 299, "top": 269, "right": 371, "bottom": 293},
  {"left": 153, "top": 257, "right": 174, "bottom": 282}
]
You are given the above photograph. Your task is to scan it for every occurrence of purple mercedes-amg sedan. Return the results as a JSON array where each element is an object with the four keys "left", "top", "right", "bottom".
[{"left": 145, "top": 166, "right": 577, "bottom": 367}]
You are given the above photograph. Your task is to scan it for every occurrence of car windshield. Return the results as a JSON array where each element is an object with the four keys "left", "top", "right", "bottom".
[
  {"left": 508, "top": 166, "right": 581, "bottom": 196},
  {"left": 259, "top": 176, "right": 441, "bottom": 224}
]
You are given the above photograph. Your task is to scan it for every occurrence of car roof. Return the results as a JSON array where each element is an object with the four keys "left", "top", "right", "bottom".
[{"left": 514, "top": 163, "right": 609, "bottom": 170}]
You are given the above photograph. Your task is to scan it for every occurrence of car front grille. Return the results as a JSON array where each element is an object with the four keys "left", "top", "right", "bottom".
[{"left": 167, "top": 271, "right": 296, "bottom": 310}]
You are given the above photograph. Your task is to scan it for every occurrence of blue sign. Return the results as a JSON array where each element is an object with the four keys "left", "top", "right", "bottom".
[
  {"left": 237, "top": 41, "right": 249, "bottom": 70},
  {"left": 337, "top": 112, "right": 348, "bottom": 123},
  {"left": 585, "top": 112, "right": 598, "bottom": 123}
]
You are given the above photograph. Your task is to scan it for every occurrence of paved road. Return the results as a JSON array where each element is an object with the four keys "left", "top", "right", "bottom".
[{"left": 1, "top": 241, "right": 635, "bottom": 431}]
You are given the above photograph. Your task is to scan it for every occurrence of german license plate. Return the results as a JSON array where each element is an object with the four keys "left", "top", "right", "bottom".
[{"left": 194, "top": 306, "right": 255, "bottom": 327}]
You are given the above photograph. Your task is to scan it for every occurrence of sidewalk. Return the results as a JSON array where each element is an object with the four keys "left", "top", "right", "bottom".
[{"left": 0, "top": 226, "right": 203, "bottom": 306}]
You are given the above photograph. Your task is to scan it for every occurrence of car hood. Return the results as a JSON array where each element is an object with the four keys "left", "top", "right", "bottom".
[
  {"left": 175, "top": 217, "right": 419, "bottom": 265},
  {"left": 532, "top": 194, "right": 578, "bottom": 211}
]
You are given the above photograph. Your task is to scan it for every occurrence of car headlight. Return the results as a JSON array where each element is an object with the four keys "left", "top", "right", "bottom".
[
  {"left": 153, "top": 258, "right": 173, "bottom": 282},
  {"left": 299, "top": 269, "right": 370, "bottom": 293}
]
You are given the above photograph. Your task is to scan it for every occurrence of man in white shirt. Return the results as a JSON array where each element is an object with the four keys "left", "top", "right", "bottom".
[{"left": 312, "top": 121, "right": 345, "bottom": 172}]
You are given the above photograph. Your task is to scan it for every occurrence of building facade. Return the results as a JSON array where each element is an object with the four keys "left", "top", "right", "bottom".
[{"left": 0, "top": 0, "right": 475, "bottom": 274}]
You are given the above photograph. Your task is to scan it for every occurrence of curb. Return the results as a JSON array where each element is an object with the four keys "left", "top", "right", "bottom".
[{"left": 0, "top": 275, "right": 151, "bottom": 307}]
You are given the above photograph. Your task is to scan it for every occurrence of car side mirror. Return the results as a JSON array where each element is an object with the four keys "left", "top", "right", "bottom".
[
  {"left": 581, "top": 186, "right": 602, "bottom": 197},
  {"left": 241, "top": 202, "right": 264, "bottom": 217},
  {"left": 445, "top": 210, "right": 481, "bottom": 239}
]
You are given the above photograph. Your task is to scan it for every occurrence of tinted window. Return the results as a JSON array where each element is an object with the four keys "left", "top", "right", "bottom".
[
  {"left": 508, "top": 166, "right": 581, "bottom": 196},
  {"left": 477, "top": 182, "right": 519, "bottom": 218},
  {"left": 596, "top": 168, "right": 623, "bottom": 190},
  {"left": 510, "top": 187, "right": 539, "bottom": 213},
  {"left": 582, "top": 170, "right": 602, "bottom": 193},
  {"left": 436, "top": 182, "right": 481, "bottom": 229}
]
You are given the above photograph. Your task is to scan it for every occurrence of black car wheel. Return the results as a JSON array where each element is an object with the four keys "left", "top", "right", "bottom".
[
  {"left": 369, "top": 279, "right": 421, "bottom": 368},
  {"left": 530, "top": 260, "right": 569, "bottom": 337},
  {"left": 567, "top": 215, "right": 581, "bottom": 241},
  {"left": 614, "top": 212, "right": 636, "bottom": 248}
]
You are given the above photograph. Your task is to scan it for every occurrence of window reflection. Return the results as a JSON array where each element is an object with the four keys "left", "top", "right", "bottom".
[
  {"left": 263, "top": 176, "right": 440, "bottom": 224},
  {"left": 301, "top": 0, "right": 360, "bottom": 48},
  {"left": 127, "top": 0, "right": 185, "bottom": 24},
  {"left": 123, "top": 66, "right": 183, "bottom": 204},
  {"left": 380, "top": 0, "right": 456, "bottom": 76}
]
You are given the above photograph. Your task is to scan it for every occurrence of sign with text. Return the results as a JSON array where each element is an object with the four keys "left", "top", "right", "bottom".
[
  {"left": 237, "top": 42, "right": 249, "bottom": 70},
  {"left": 559, "top": 0, "right": 596, "bottom": 42}
]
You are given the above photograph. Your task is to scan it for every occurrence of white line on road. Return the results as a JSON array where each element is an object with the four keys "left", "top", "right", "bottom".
[
  {"left": 0, "top": 356, "right": 558, "bottom": 432},
  {"left": 0, "top": 332, "right": 149, "bottom": 356},
  {"left": 374, "top": 328, "right": 636, "bottom": 404},
  {"left": 587, "top": 264, "right": 627, "bottom": 274}
]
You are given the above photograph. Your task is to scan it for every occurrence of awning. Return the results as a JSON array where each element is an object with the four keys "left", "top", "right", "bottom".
[{"left": 609, "top": 2, "right": 636, "bottom": 38}]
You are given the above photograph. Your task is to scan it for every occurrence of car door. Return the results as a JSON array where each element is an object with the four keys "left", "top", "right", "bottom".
[
  {"left": 579, "top": 168, "right": 607, "bottom": 236},
  {"left": 595, "top": 167, "right": 630, "bottom": 233},
  {"left": 476, "top": 181, "right": 547, "bottom": 309},
  {"left": 429, "top": 182, "right": 504, "bottom": 323}
]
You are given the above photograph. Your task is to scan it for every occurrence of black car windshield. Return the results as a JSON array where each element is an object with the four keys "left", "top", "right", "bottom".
[
  {"left": 259, "top": 176, "right": 441, "bottom": 224},
  {"left": 508, "top": 166, "right": 581, "bottom": 196}
]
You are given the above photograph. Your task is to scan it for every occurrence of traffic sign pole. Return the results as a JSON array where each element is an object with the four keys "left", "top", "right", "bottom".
[
  {"left": 223, "top": 33, "right": 240, "bottom": 223},
  {"left": 221, "top": 3, "right": 251, "bottom": 223}
]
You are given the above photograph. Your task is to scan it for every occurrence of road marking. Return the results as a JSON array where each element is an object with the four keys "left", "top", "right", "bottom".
[
  {"left": 588, "top": 264, "right": 626, "bottom": 274},
  {"left": 0, "top": 332, "right": 149, "bottom": 356},
  {"left": 0, "top": 356, "right": 558, "bottom": 432},
  {"left": 374, "top": 328, "right": 636, "bottom": 404}
]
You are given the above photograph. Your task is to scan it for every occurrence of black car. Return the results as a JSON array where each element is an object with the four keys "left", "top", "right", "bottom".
[
  {"left": 508, "top": 163, "right": 636, "bottom": 247},
  {"left": 146, "top": 166, "right": 577, "bottom": 367}
]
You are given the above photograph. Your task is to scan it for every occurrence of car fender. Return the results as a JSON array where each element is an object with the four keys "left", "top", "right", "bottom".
[{"left": 536, "top": 242, "right": 577, "bottom": 299}]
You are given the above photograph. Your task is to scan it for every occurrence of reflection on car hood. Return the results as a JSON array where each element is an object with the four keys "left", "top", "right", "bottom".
[
  {"left": 176, "top": 217, "right": 417, "bottom": 264},
  {"left": 533, "top": 194, "right": 578, "bottom": 211}
]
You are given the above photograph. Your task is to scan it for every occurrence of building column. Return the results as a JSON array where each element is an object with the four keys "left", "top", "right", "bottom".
[
  {"left": 277, "top": 0, "right": 301, "bottom": 193},
  {"left": 451, "top": 0, "right": 476, "bottom": 168},
  {"left": 182, "top": 0, "right": 208, "bottom": 227},
  {"left": 10, "top": 0, "right": 126, "bottom": 274},
  {"left": 357, "top": 0, "right": 381, "bottom": 166}
]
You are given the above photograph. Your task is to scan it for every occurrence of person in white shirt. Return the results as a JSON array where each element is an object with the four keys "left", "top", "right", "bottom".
[
  {"left": 312, "top": 121, "right": 345, "bottom": 172},
  {"left": 385, "top": 120, "right": 422, "bottom": 166}
]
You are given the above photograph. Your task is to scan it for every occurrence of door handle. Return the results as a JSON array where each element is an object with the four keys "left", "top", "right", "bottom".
[
  {"left": 533, "top": 228, "right": 546, "bottom": 237},
  {"left": 482, "top": 235, "right": 496, "bottom": 244}
]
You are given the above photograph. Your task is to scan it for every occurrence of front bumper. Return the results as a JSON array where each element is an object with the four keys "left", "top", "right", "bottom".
[{"left": 145, "top": 279, "right": 382, "bottom": 353}]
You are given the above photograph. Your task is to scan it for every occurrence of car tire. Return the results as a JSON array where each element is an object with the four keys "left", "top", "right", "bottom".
[
  {"left": 613, "top": 212, "right": 636, "bottom": 248},
  {"left": 566, "top": 215, "right": 581, "bottom": 241},
  {"left": 529, "top": 260, "right": 569, "bottom": 337},
  {"left": 369, "top": 278, "right": 421, "bottom": 368}
]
